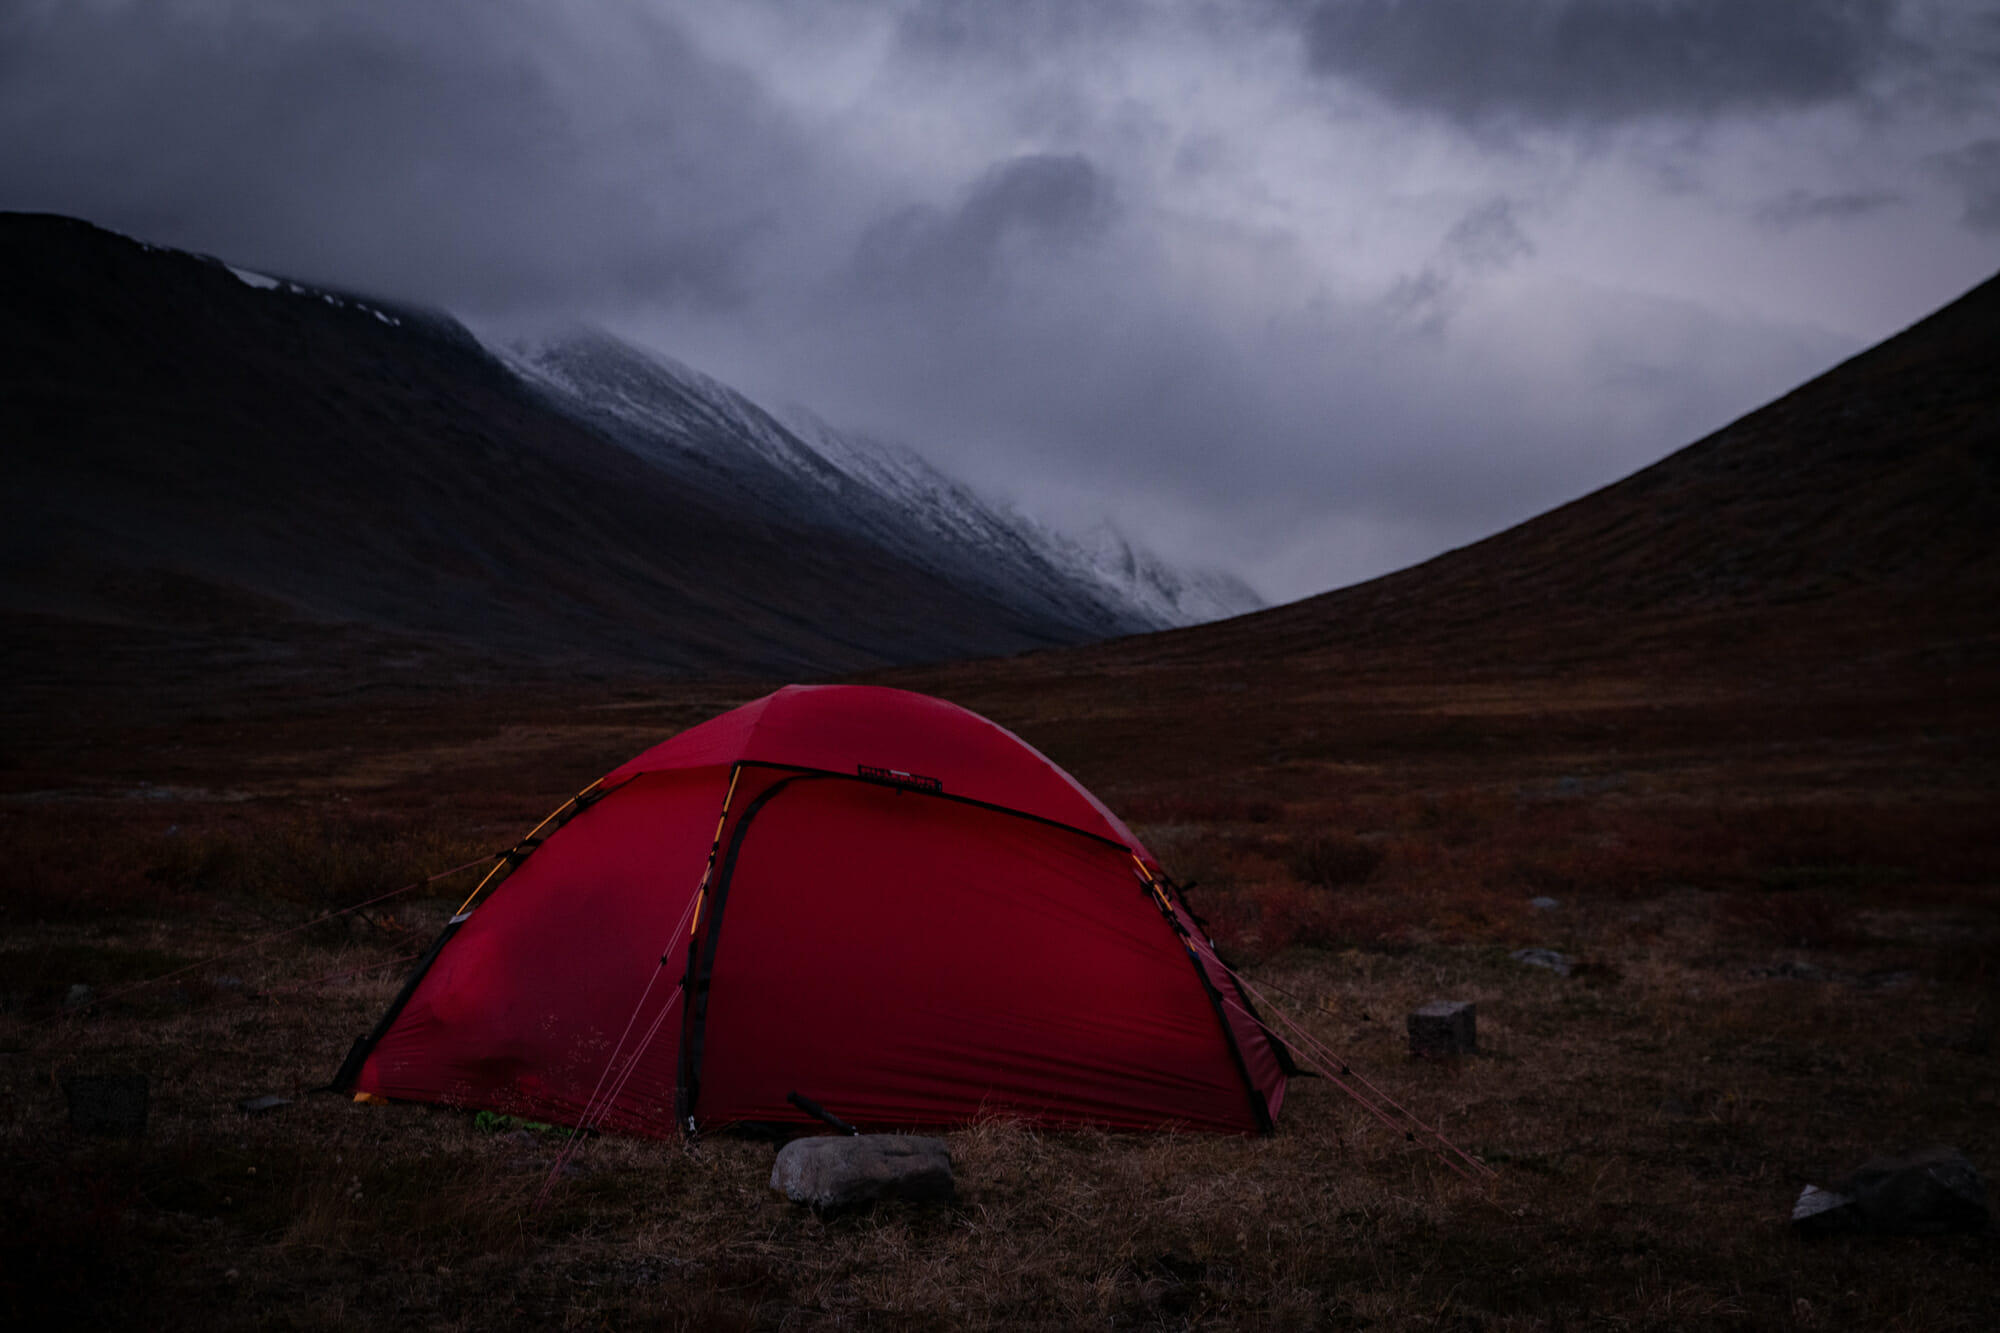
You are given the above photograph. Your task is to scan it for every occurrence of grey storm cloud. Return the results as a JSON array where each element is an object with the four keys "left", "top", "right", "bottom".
[
  {"left": 1930, "top": 139, "right": 2000, "bottom": 231},
  {"left": 0, "top": 0, "right": 804, "bottom": 315},
  {"left": 1384, "top": 198, "right": 1535, "bottom": 335},
  {"left": 853, "top": 154, "right": 1115, "bottom": 302},
  {"left": 1444, "top": 199, "right": 1535, "bottom": 271},
  {"left": 889, "top": 0, "right": 1148, "bottom": 60},
  {"left": 1756, "top": 188, "right": 1904, "bottom": 230},
  {"left": 1300, "top": 0, "right": 1904, "bottom": 128}
]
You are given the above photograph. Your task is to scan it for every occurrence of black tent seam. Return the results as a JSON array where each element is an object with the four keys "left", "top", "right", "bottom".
[
  {"left": 675, "top": 772, "right": 822, "bottom": 1132},
  {"left": 1160, "top": 915, "right": 1275, "bottom": 1135},
  {"left": 1164, "top": 876, "right": 1301, "bottom": 1080},
  {"left": 730, "top": 759, "right": 1138, "bottom": 855},
  {"left": 329, "top": 917, "right": 465, "bottom": 1091}
]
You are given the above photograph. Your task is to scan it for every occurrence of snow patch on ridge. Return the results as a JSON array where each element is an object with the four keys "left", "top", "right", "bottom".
[
  {"left": 492, "top": 330, "right": 1263, "bottom": 632},
  {"left": 226, "top": 264, "right": 282, "bottom": 290},
  {"left": 775, "top": 406, "right": 1266, "bottom": 629}
]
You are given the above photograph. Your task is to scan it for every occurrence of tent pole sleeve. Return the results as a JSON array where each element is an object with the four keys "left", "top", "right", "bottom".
[
  {"left": 675, "top": 773, "right": 818, "bottom": 1135},
  {"left": 455, "top": 779, "right": 605, "bottom": 915},
  {"left": 1164, "top": 873, "right": 1300, "bottom": 1079},
  {"left": 1134, "top": 857, "right": 1276, "bottom": 1134}
]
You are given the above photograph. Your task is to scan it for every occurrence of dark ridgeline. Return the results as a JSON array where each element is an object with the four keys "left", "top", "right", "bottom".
[
  {"left": 0, "top": 213, "right": 1167, "bottom": 682},
  {"left": 1092, "top": 269, "right": 2000, "bottom": 675}
]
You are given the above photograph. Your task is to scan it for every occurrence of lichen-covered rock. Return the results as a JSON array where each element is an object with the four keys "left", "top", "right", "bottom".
[{"left": 771, "top": 1134, "right": 954, "bottom": 1210}]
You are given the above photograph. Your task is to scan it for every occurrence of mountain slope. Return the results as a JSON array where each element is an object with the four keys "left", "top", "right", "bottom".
[
  {"left": 1113, "top": 270, "right": 2000, "bottom": 671},
  {"left": 500, "top": 332, "right": 1263, "bottom": 631},
  {"left": 0, "top": 213, "right": 1241, "bottom": 676}
]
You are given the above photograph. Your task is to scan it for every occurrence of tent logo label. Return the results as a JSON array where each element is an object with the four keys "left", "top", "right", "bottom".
[{"left": 857, "top": 763, "right": 944, "bottom": 793}]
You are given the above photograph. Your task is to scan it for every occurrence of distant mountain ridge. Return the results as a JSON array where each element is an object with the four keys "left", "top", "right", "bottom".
[
  {"left": 0, "top": 212, "right": 1256, "bottom": 677},
  {"left": 498, "top": 330, "right": 1262, "bottom": 634}
]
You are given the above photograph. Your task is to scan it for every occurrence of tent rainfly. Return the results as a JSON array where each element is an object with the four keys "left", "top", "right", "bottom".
[{"left": 334, "top": 685, "right": 1288, "bottom": 1135}]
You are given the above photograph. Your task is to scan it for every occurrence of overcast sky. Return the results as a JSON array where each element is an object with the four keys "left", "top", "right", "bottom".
[{"left": 6, "top": 1, "right": 1998, "bottom": 602}]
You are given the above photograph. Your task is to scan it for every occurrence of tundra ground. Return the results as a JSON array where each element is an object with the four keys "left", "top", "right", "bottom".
[{"left": 3, "top": 638, "right": 1995, "bottom": 1330}]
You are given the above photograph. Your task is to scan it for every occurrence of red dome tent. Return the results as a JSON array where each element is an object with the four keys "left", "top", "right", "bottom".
[{"left": 335, "top": 686, "right": 1288, "bottom": 1135}]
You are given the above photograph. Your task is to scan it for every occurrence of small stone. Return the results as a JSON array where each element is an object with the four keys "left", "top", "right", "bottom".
[
  {"left": 771, "top": 1134, "right": 954, "bottom": 1211},
  {"left": 64, "top": 1072, "right": 149, "bottom": 1137},
  {"left": 1511, "top": 948, "right": 1574, "bottom": 977},
  {"left": 1528, "top": 897, "right": 1561, "bottom": 912},
  {"left": 1408, "top": 1000, "right": 1476, "bottom": 1056},
  {"left": 64, "top": 984, "right": 92, "bottom": 1010},
  {"left": 1792, "top": 1184, "right": 1860, "bottom": 1233},
  {"left": 237, "top": 1094, "right": 291, "bottom": 1115},
  {"left": 1752, "top": 961, "right": 1827, "bottom": 981}
]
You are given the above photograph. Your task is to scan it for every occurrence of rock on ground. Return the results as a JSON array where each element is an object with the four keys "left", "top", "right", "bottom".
[
  {"left": 1408, "top": 1000, "right": 1476, "bottom": 1056},
  {"left": 771, "top": 1134, "right": 954, "bottom": 1211},
  {"left": 1791, "top": 1184, "right": 1861, "bottom": 1233},
  {"left": 1511, "top": 948, "right": 1574, "bottom": 977},
  {"left": 1793, "top": 1145, "right": 1990, "bottom": 1235}
]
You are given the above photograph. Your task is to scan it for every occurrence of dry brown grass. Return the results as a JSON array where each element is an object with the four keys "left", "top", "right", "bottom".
[{"left": 2, "top": 655, "right": 1995, "bottom": 1329}]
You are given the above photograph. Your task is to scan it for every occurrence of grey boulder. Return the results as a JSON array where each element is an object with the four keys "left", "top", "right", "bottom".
[
  {"left": 1794, "top": 1146, "right": 1989, "bottom": 1235},
  {"left": 771, "top": 1134, "right": 954, "bottom": 1211}
]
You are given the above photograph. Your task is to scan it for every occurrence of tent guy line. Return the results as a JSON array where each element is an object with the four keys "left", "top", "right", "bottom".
[
  {"left": 536, "top": 882, "right": 710, "bottom": 1210},
  {"left": 1209, "top": 957, "right": 1495, "bottom": 1184},
  {"left": 1135, "top": 838, "right": 1489, "bottom": 1181}
]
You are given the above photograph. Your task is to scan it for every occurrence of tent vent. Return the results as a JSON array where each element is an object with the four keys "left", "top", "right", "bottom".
[{"left": 857, "top": 764, "right": 943, "bottom": 793}]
